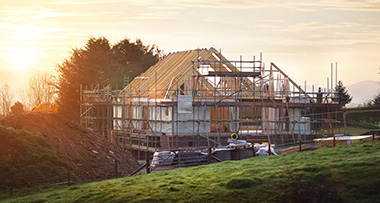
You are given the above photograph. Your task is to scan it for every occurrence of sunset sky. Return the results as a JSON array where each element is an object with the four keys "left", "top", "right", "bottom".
[{"left": 0, "top": 0, "right": 379, "bottom": 103}]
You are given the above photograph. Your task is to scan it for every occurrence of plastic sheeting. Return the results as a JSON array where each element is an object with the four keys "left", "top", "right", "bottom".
[
  {"left": 254, "top": 144, "right": 277, "bottom": 156},
  {"left": 151, "top": 151, "right": 175, "bottom": 167}
]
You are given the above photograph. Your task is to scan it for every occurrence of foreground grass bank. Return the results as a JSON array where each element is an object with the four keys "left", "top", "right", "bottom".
[
  {"left": 2, "top": 141, "right": 380, "bottom": 203},
  {"left": 0, "top": 125, "right": 71, "bottom": 199}
]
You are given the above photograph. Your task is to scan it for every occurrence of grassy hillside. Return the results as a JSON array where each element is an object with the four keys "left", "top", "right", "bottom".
[
  {"left": 0, "top": 113, "right": 139, "bottom": 181},
  {"left": 2, "top": 141, "right": 380, "bottom": 203},
  {"left": 0, "top": 125, "right": 75, "bottom": 199}
]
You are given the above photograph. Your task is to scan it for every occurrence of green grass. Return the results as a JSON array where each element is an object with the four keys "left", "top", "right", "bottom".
[
  {"left": 332, "top": 125, "right": 372, "bottom": 136},
  {"left": 2, "top": 141, "right": 380, "bottom": 203}
]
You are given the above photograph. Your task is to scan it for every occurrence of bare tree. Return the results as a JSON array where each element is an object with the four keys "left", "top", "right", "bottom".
[
  {"left": 19, "top": 72, "right": 58, "bottom": 110},
  {"left": 0, "top": 83, "right": 13, "bottom": 118},
  {"left": 17, "top": 88, "right": 32, "bottom": 111}
]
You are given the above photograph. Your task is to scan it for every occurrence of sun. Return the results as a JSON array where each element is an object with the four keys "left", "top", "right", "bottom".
[
  {"left": 6, "top": 24, "right": 41, "bottom": 70},
  {"left": 9, "top": 49, "right": 36, "bottom": 70}
]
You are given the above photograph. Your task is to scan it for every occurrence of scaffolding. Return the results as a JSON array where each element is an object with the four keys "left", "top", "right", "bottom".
[{"left": 80, "top": 48, "right": 341, "bottom": 159}]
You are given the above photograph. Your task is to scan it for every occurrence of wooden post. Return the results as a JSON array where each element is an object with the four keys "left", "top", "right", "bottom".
[
  {"left": 145, "top": 152, "right": 150, "bottom": 174},
  {"left": 178, "top": 151, "right": 181, "bottom": 168},
  {"left": 9, "top": 151, "right": 13, "bottom": 195},
  {"left": 115, "top": 159, "right": 118, "bottom": 177},
  {"left": 299, "top": 140, "right": 302, "bottom": 151},
  {"left": 268, "top": 143, "right": 271, "bottom": 156},
  {"left": 67, "top": 169, "right": 70, "bottom": 186},
  {"left": 333, "top": 135, "right": 336, "bottom": 147},
  {"left": 237, "top": 148, "right": 241, "bottom": 160},
  {"left": 9, "top": 170, "right": 13, "bottom": 196},
  {"left": 207, "top": 148, "right": 212, "bottom": 164},
  {"left": 373, "top": 134, "right": 375, "bottom": 141}
]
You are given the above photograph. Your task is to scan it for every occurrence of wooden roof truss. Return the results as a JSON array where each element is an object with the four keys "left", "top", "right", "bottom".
[{"left": 120, "top": 47, "right": 317, "bottom": 104}]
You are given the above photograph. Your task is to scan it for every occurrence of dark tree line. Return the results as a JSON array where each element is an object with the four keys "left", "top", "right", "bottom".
[
  {"left": 367, "top": 93, "right": 380, "bottom": 107},
  {"left": 333, "top": 81, "right": 352, "bottom": 106},
  {"left": 56, "top": 37, "right": 160, "bottom": 121}
]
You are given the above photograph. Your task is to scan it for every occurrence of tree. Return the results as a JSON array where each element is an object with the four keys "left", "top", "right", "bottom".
[
  {"left": 11, "top": 101, "right": 24, "bottom": 114},
  {"left": 110, "top": 39, "right": 160, "bottom": 86},
  {"left": 367, "top": 92, "right": 380, "bottom": 107},
  {"left": 0, "top": 83, "right": 13, "bottom": 118},
  {"left": 333, "top": 81, "right": 352, "bottom": 106},
  {"left": 56, "top": 37, "right": 160, "bottom": 121},
  {"left": 28, "top": 72, "right": 58, "bottom": 108},
  {"left": 17, "top": 72, "right": 58, "bottom": 111},
  {"left": 17, "top": 88, "right": 32, "bottom": 111}
]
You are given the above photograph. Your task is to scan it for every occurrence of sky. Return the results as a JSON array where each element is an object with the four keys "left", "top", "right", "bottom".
[{"left": 0, "top": 0, "right": 380, "bottom": 103}]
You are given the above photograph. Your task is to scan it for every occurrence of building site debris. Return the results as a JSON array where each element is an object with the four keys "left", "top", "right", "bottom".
[
  {"left": 31, "top": 103, "right": 58, "bottom": 113},
  {"left": 227, "top": 138, "right": 253, "bottom": 148},
  {"left": 278, "top": 144, "right": 315, "bottom": 155},
  {"left": 254, "top": 143, "right": 277, "bottom": 156},
  {"left": 314, "top": 135, "right": 380, "bottom": 148},
  {"left": 151, "top": 151, "right": 175, "bottom": 167}
]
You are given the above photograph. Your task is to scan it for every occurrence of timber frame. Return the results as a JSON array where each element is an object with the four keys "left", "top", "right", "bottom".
[{"left": 80, "top": 48, "right": 341, "bottom": 159}]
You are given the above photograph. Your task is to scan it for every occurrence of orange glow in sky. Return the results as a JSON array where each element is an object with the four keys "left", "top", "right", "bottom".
[{"left": 0, "top": 0, "right": 380, "bottom": 105}]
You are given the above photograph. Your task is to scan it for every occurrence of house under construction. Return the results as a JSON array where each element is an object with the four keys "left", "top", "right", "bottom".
[{"left": 80, "top": 48, "right": 341, "bottom": 158}]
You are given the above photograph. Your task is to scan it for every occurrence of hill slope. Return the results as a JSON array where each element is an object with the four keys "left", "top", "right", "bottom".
[
  {"left": 347, "top": 80, "right": 380, "bottom": 107},
  {"left": 0, "top": 112, "right": 139, "bottom": 181},
  {"left": 0, "top": 126, "right": 69, "bottom": 193},
  {"left": 3, "top": 141, "right": 380, "bottom": 203}
]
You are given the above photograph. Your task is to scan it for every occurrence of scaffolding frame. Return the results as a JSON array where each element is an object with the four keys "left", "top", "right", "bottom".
[{"left": 80, "top": 48, "right": 341, "bottom": 159}]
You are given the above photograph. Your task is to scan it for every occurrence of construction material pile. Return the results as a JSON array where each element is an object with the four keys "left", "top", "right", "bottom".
[{"left": 0, "top": 112, "right": 139, "bottom": 181}]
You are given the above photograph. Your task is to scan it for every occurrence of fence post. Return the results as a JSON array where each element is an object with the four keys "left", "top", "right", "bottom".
[
  {"left": 299, "top": 140, "right": 302, "bottom": 152},
  {"left": 145, "top": 151, "right": 150, "bottom": 174},
  {"left": 9, "top": 169, "right": 13, "bottom": 196},
  {"left": 333, "top": 135, "right": 336, "bottom": 147},
  {"left": 67, "top": 169, "right": 70, "bottom": 187},
  {"left": 208, "top": 148, "right": 212, "bottom": 164},
  {"left": 115, "top": 159, "right": 118, "bottom": 178},
  {"left": 178, "top": 151, "right": 181, "bottom": 168},
  {"left": 8, "top": 151, "right": 13, "bottom": 195},
  {"left": 373, "top": 134, "right": 375, "bottom": 141},
  {"left": 268, "top": 143, "right": 271, "bottom": 156}
]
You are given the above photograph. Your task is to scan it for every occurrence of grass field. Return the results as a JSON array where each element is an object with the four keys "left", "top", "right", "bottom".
[
  {"left": 334, "top": 125, "right": 372, "bottom": 136},
  {"left": 2, "top": 141, "right": 380, "bottom": 203}
]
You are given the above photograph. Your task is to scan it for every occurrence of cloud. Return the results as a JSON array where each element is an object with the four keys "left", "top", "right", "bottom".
[
  {"left": 118, "top": 0, "right": 281, "bottom": 10},
  {"left": 4, "top": 7, "right": 64, "bottom": 20},
  {"left": 49, "top": 0, "right": 126, "bottom": 5},
  {"left": 132, "top": 11, "right": 180, "bottom": 20},
  {"left": 286, "top": 22, "right": 359, "bottom": 31},
  {"left": 291, "top": 0, "right": 380, "bottom": 11}
]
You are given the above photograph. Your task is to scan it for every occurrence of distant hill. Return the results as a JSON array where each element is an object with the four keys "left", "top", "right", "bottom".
[{"left": 346, "top": 80, "right": 380, "bottom": 107}]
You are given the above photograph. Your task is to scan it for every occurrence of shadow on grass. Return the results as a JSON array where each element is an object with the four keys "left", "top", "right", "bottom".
[{"left": 272, "top": 167, "right": 344, "bottom": 203}]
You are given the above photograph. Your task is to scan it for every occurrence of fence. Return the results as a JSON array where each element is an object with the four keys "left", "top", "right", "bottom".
[
  {"left": 0, "top": 159, "right": 130, "bottom": 197},
  {"left": 2, "top": 107, "right": 379, "bottom": 197}
]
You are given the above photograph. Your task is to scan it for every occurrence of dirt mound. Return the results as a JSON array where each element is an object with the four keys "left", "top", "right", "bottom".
[{"left": 0, "top": 112, "right": 139, "bottom": 181}]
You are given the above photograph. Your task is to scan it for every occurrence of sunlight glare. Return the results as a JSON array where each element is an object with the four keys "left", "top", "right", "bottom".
[
  {"left": 6, "top": 24, "right": 43, "bottom": 70},
  {"left": 10, "top": 49, "right": 36, "bottom": 70}
]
